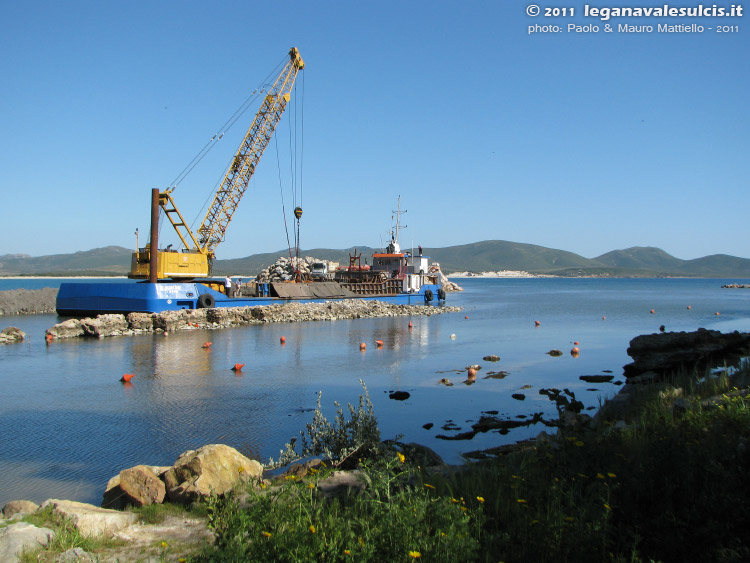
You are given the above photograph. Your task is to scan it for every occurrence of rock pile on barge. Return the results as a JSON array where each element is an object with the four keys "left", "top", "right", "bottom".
[{"left": 46, "top": 300, "right": 461, "bottom": 339}]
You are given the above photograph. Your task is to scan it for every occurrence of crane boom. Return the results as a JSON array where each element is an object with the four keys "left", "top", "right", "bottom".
[
  {"left": 130, "top": 47, "right": 304, "bottom": 280},
  {"left": 197, "top": 47, "right": 304, "bottom": 255}
]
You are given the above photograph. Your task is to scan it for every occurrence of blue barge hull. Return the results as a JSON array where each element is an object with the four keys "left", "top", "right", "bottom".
[{"left": 56, "top": 281, "right": 441, "bottom": 316}]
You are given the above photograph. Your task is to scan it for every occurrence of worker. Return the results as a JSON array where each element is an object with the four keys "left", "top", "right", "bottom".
[
  {"left": 418, "top": 245, "right": 422, "bottom": 256},
  {"left": 224, "top": 275, "right": 232, "bottom": 297}
]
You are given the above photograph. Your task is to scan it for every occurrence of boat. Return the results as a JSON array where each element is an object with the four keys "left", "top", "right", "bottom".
[{"left": 55, "top": 49, "right": 445, "bottom": 316}]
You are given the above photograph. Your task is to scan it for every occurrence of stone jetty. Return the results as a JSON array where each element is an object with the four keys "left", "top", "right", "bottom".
[
  {"left": 46, "top": 300, "right": 461, "bottom": 339},
  {"left": 0, "top": 288, "right": 57, "bottom": 316}
]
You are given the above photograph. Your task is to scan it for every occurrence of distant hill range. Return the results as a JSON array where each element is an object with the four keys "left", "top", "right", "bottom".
[{"left": 1, "top": 241, "right": 749, "bottom": 278}]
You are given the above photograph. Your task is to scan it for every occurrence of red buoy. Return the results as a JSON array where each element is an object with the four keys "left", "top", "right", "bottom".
[
  {"left": 650, "top": 309, "right": 655, "bottom": 314},
  {"left": 45, "top": 333, "right": 53, "bottom": 343},
  {"left": 120, "top": 373, "right": 134, "bottom": 382},
  {"left": 202, "top": 342, "right": 212, "bottom": 349},
  {"left": 465, "top": 315, "right": 469, "bottom": 320},
  {"left": 359, "top": 342, "right": 366, "bottom": 351},
  {"left": 534, "top": 320, "right": 541, "bottom": 327},
  {"left": 280, "top": 336, "right": 286, "bottom": 344},
  {"left": 571, "top": 347, "right": 580, "bottom": 356},
  {"left": 231, "top": 363, "right": 245, "bottom": 372},
  {"left": 687, "top": 305, "right": 692, "bottom": 310},
  {"left": 408, "top": 321, "right": 413, "bottom": 328},
  {"left": 574, "top": 341, "right": 579, "bottom": 346},
  {"left": 375, "top": 340, "right": 384, "bottom": 347}
]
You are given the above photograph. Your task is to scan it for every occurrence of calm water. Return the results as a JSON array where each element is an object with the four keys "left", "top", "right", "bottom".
[{"left": 1, "top": 277, "right": 749, "bottom": 506}]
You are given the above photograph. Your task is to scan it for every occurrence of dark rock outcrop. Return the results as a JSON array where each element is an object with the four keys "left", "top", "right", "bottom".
[{"left": 623, "top": 328, "right": 750, "bottom": 379}]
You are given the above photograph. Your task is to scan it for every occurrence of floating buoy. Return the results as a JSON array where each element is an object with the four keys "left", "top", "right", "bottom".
[
  {"left": 602, "top": 316, "right": 606, "bottom": 320},
  {"left": 280, "top": 336, "right": 286, "bottom": 344},
  {"left": 534, "top": 320, "right": 541, "bottom": 327},
  {"left": 359, "top": 342, "right": 366, "bottom": 351},
  {"left": 715, "top": 312, "right": 721, "bottom": 316},
  {"left": 45, "top": 333, "right": 53, "bottom": 343},
  {"left": 650, "top": 309, "right": 655, "bottom": 314},
  {"left": 465, "top": 315, "right": 469, "bottom": 320},
  {"left": 574, "top": 341, "right": 579, "bottom": 346},
  {"left": 408, "top": 321, "right": 413, "bottom": 328},
  {"left": 571, "top": 347, "right": 580, "bottom": 356},
  {"left": 120, "top": 373, "right": 134, "bottom": 382},
  {"left": 202, "top": 342, "right": 212, "bottom": 349},
  {"left": 375, "top": 340, "right": 384, "bottom": 347},
  {"left": 687, "top": 305, "right": 692, "bottom": 310},
  {"left": 467, "top": 367, "right": 477, "bottom": 379},
  {"left": 163, "top": 332, "right": 169, "bottom": 337},
  {"left": 450, "top": 334, "right": 456, "bottom": 339},
  {"left": 231, "top": 363, "right": 245, "bottom": 372}
]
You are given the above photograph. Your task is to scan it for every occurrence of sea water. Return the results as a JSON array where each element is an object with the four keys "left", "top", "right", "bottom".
[{"left": 1, "top": 277, "right": 749, "bottom": 506}]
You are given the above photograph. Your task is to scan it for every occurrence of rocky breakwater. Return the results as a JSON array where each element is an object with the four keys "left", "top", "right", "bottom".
[
  {"left": 0, "top": 288, "right": 58, "bottom": 316},
  {"left": 46, "top": 300, "right": 462, "bottom": 340},
  {"left": 429, "top": 262, "right": 462, "bottom": 292},
  {"left": 623, "top": 328, "right": 750, "bottom": 380}
]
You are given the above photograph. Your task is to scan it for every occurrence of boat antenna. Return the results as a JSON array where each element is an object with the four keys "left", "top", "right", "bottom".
[{"left": 389, "top": 196, "right": 407, "bottom": 253}]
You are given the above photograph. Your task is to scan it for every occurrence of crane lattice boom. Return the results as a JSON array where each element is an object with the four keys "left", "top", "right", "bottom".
[{"left": 197, "top": 47, "right": 304, "bottom": 256}]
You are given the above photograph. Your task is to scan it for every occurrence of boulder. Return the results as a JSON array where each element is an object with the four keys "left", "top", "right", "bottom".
[
  {"left": 126, "top": 312, "right": 154, "bottom": 331},
  {"left": 0, "top": 522, "right": 54, "bottom": 562},
  {"left": 46, "top": 318, "right": 84, "bottom": 339},
  {"left": 57, "top": 547, "right": 96, "bottom": 562},
  {"left": 152, "top": 310, "right": 190, "bottom": 332},
  {"left": 102, "top": 465, "right": 168, "bottom": 509},
  {"left": 0, "top": 327, "right": 25, "bottom": 344},
  {"left": 164, "top": 444, "right": 263, "bottom": 504},
  {"left": 1, "top": 500, "right": 38, "bottom": 519},
  {"left": 315, "top": 470, "right": 370, "bottom": 500},
  {"left": 80, "top": 314, "right": 129, "bottom": 338},
  {"left": 40, "top": 499, "right": 137, "bottom": 538}
]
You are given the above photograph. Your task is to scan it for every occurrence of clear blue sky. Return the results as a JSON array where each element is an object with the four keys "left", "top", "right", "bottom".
[{"left": 1, "top": 0, "right": 747, "bottom": 260}]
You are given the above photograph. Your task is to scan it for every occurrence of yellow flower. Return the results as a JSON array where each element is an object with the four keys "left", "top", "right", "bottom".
[
  {"left": 307, "top": 482, "right": 315, "bottom": 489},
  {"left": 597, "top": 473, "right": 605, "bottom": 479},
  {"left": 178, "top": 559, "right": 187, "bottom": 563},
  {"left": 476, "top": 496, "right": 485, "bottom": 503},
  {"left": 309, "top": 467, "right": 319, "bottom": 474},
  {"left": 607, "top": 472, "right": 617, "bottom": 478},
  {"left": 604, "top": 503, "right": 611, "bottom": 510},
  {"left": 344, "top": 549, "right": 351, "bottom": 555},
  {"left": 285, "top": 475, "right": 296, "bottom": 480},
  {"left": 516, "top": 499, "right": 527, "bottom": 504},
  {"left": 424, "top": 483, "right": 435, "bottom": 489},
  {"left": 397, "top": 452, "right": 406, "bottom": 463},
  {"left": 160, "top": 541, "right": 168, "bottom": 549},
  {"left": 262, "top": 531, "right": 272, "bottom": 538},
  {"left": 320, "top": 461, "right": 327, "bottom": 468},
  {"left": 450, "top": 498, "right": 459, "bottom": 504},
  {"left": 238, "top": 466, "right": 244, "bottom": 473},
  {"left": 409, "top": 551, "right": 422, "bottom": 559},
  {"left": 309, "top": 525, "right": 316, "bottom": 534},
  {"left": 358, "top": 537, "right": 365, "bottom": 546}
]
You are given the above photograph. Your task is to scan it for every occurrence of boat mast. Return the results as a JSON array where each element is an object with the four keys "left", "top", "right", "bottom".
[{"left": 390, "top": 196, "right": 407, "bottom": 253}]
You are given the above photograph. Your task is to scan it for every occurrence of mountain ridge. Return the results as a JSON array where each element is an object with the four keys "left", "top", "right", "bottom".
[{"left": 1, "top": 241, "right": 749, "bottom": 278}]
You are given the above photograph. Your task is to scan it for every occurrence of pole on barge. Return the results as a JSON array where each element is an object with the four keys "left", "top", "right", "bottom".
[{"left": 149, "top": 188, "right": 159, "bottom": 283}]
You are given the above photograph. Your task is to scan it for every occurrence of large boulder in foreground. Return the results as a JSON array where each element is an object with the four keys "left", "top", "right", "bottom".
[
  {"left": 624, "top": 328, "right": 750, "bottom": 379},
  {"left": 102, "top": 465, "right": 170, "bottom": 509},
  {"left": 0, "top": 522, "right": 54, "bottom": 562},
  {"left": 164, "top": 444, "right": 263, "bottom": 504}
]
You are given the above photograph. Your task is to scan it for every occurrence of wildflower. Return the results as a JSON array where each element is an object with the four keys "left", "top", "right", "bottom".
[
  {"left": 320, "top": 461, "right": 327, "bottom": 468},
  {"left": 450, "top": 498, "right": 460, "bottom": 504},
  {"left": 577, "top": 473, "right": 587, "bottom": 479},
  {"left": 238, "top": 466, "right": 244, "bottom": 473},
  {"left": 179, "top": 559, "right": 188, "bottom": 563},
  {"left": 262, "top": 531, "right": 272, "bottom": 538},
  {"left": 597, "top": 473, "right": 605, "bottom": 479},
  {"left": 160, "top": 541, "right": 168, "bottom": 549},
  {"left": 511, "top": 475, "right": 521, "bottom": 479},
  {"left": 344, "top": 549, "right": 351, "bottom": 555},
  {"left": 285, "top": 475, "right": 296, "bottom": 480},
  {"left": 476, "top": 496, "right": 485, "bottom": 503},
  {"left": 574, "top": 440, "right": 585, "bottom": 447},
  {"left": 409, "top": 551, "right": 422, "bottom": 559},
  {"left": 309, "top": 525, "right": 316, "bottom": 534},
  {"left": 516, "top": 499, "right": 527, "bottom": 504},
  {"left": 309, "top": 467, "right": 319, "bottom": 474},
  {"left": 358, "top": 537, "right": 365, "bottom": 547},
  {"left": 607, "top": 472, "right": 617, "bottom": 478},
  {"left": 424, "top": 483, "right": 435, "bottom": 489},
  {"left": 397, "top": 452, "right": 406, "bottom": 463},
  {"left": 604, "top": 503, "right": 611, "bottom": 511},
  {"left": 307, "top": 482, "right": 316, "bottom": 489},
  {"left": 461, "top": 506, "right": 468, "bottom": 512}
]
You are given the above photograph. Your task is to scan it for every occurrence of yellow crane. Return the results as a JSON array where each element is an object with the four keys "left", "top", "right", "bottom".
[{"left": 130, "top": 47, "right": 305, "bottom": 279}]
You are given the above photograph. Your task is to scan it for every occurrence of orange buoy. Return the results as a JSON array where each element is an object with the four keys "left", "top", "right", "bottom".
[
  {"left": 45, "top": 333, "right": 53, "bottom": 343},
  {"left": 163, "top": 331, "right": 169, "bottom": 337},
  {"left": 202, "top": 342, "right": 212, "bottom": 349},
  {"left": 687, "top": 305, "right": 692, "bottom": 310},
  {"left": 359, "top": 342, "right": 367, "bottom": 351},
  {"left": 120, "top": 373, "right": 134, "bottom": 382},
  {"left": 280, "top": 336, "right": 286, "bottom": 344},
  {"left": 574, "top": 341, "right": 579, "bottom": 346},
  {"left": 602, "top": 316, "right": 606, "bottom": 320},
  {"left": 408, "top": 321, "right": 413, "bottom": 328},
  {"left": 467, "top": 367, "right": 477, "bottom": 379},
  {"left": 571, "top": 347, "right": 580, "bottom": 356},
  {"left": 465, "top": 315, "right": 469, "bottom": 319},
  {"left": 534, "top": 320, "right": 541, "bottom": 327},
  {"left": 650, "top": 309, "right": 655, "bottom": 314},
  {"left": 231, "top": 363, "right": 245, "bottom": 372},
  {"left": 715, "top": 312, "right": 720, "bottom": 316},
  {"left": 375, "top": 340, "right": 384, "bottom": 347}
]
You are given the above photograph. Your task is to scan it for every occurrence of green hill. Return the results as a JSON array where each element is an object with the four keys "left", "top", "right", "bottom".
[{"left": 1, "top": 242, "right": 749, "bottom": 278}]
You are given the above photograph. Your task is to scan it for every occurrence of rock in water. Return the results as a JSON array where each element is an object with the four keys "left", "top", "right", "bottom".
[{"left": 0, "top": 327, "right": 25, "bottom": 344}]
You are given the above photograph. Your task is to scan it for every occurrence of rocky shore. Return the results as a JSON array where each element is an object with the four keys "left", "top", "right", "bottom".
[
  {"left": 0, "top": 288, "right": 57, "bottom": 316},
  {"left": 45, "top": 300, "right": 461, "bottom": 340}
]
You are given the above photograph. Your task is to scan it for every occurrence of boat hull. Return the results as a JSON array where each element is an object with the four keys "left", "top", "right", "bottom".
[{"left": 56, "top": 281, "right": 443, "bottom": 316}]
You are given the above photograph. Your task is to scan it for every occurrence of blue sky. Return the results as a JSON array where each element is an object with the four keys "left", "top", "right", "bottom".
[{"left": 1, "top": 0, "right": 747, "bottom": 260}]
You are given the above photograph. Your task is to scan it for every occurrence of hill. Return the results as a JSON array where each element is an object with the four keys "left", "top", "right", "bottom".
[{"left": 1, "top": 242, "right": 749, "bottom": 278}]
